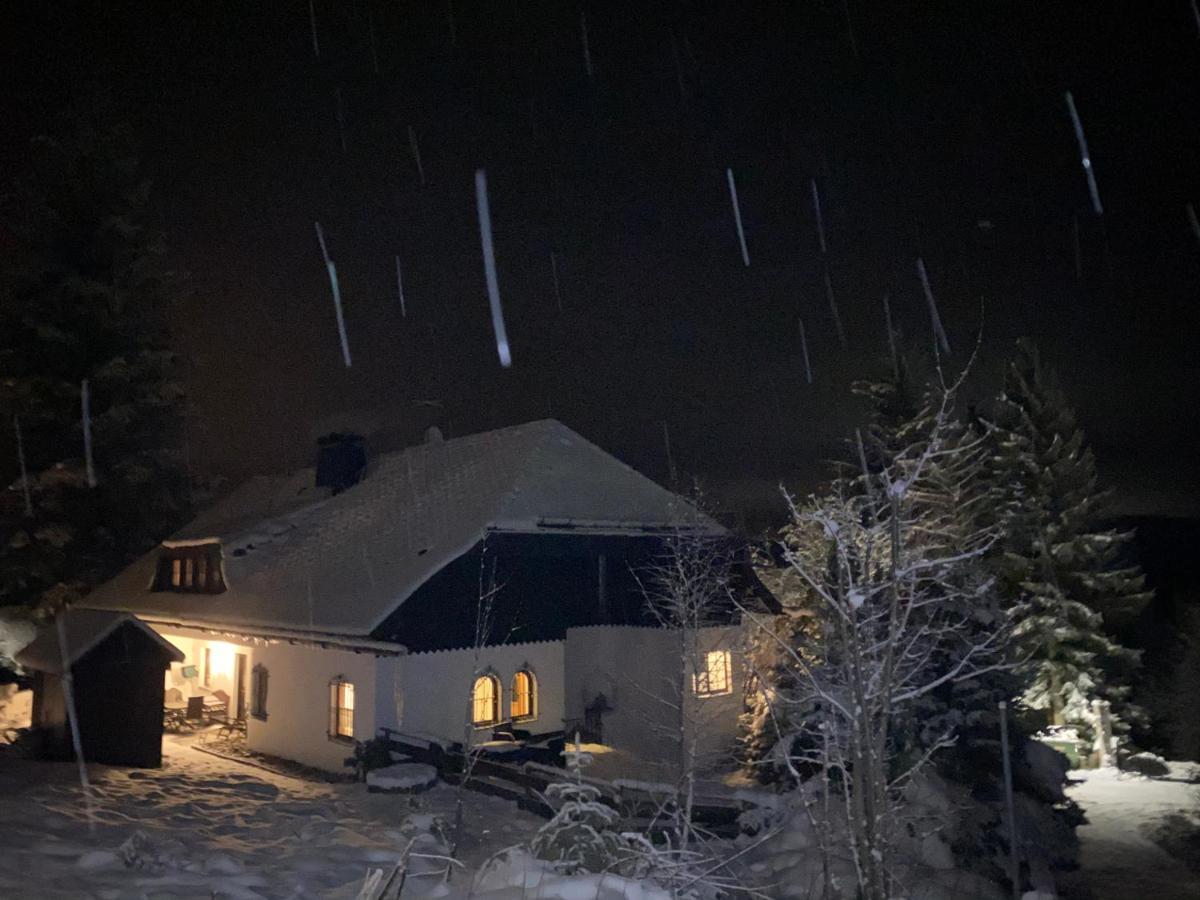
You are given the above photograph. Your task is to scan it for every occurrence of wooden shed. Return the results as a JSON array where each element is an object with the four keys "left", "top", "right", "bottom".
[{"left": 16, "top": 609, "right": 183, "bottom": 767}]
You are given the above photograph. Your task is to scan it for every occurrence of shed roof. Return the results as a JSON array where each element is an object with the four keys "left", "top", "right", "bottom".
[
  {"left": 15, "top": 609, "right": 184, "bottom": 674},
  {"left": 83, "top": 420, "right": 723, "bottom": 637}
]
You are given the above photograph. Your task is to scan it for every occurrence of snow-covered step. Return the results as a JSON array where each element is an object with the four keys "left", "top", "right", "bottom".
[{"left": 366, "top": 763, "right": 438, "bottom": 794}]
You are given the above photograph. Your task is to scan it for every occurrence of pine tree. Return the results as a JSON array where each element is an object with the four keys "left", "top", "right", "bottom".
[
  {"left": 0, "top": 116, "right": 189, "bottom": 621},
  {"left": 854, "top": 356, "right": 1023, "bottom": 783},
  {"left": 740, "top": 355, "right": 1018, "bottom": 785},
  {"left": 986, "top": 339, "right": 1148, "bottom": 737},
  {"left": 530, "top": 740, "right": 629, "bottom": 874}
]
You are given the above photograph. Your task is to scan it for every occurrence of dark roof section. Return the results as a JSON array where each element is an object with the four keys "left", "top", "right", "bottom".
[{"left": 83, "top": 420, "right": 724, "bottom": 637}]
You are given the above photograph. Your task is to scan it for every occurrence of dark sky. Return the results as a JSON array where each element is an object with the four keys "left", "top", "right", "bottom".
[{"left": 3, "top": 1, "right": 1199, "bottom": 528}]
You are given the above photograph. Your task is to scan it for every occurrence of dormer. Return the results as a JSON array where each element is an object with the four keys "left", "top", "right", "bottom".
[{"left": 151, "top": 541, "right": 226, "bottom": 594}]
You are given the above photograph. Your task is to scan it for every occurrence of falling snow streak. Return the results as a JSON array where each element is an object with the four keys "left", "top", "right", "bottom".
[
  {"left": 823, "top": 270, "right": 846, "bottom": 348},
  {"left": 314, "top": 221, "right": 331, "bottom": 263},
  {"left": 395, "top": 255, "right": 406, "bottom": 316},
  {"left": 56, "top": 613, "right": 97, "bottom": 835},
  {"left": 447, "top": 0, "right": 457, "bottom": 47},
  {"left": 726, "top": 168, "right": 750, "bottom": 266},
  {"left": 670, "top": 32, "right": 687, "bottom": 99},
  {"left": 408, "top": 125, "right": 425, "bottom": 185},
  {"left": 662, "top": 421, "right": 677, "bottom": 485},
  {"left": 474, "top": 169, "right": 513, "bottom": 368},
  {"left": 1187, "top": 203, "right": 1200, "bottom": 246},
  {"left": 811, "top": 178, "right": 828, "bottom": 255},
  {"left": 335, "top": 88, "right": 348, "bottom": 155},
  {"left": 580, "top": 9, "right": 594, "bottom": 79},
  {"left": 841, "top": 0, "right": 860, "bottom": 60},
  {"left": 550, "top": 251, "right": 563, "bottom": 311},
  {"left": 882, "top": 293, "right": 899, "bottom": 382},
  {"left": 327, "top": 261, "right": 352, "bottom": 367},
  {"left": 366, "top": 3, "right": 380, "bottom": 74},
  {"left": 13, "top": 416, "right": 32, "bottom": 516},
  {"left": 81, "top": 379, "right": 96, "bottom": 488},
  {"left": 308, "top": 0, "right": 320, "bottom": 58},
  {"left": 798, "top": 318, "right": 813, "bottom": 384},
  {"left": 1065, "top": 91, "right": 1103, "bottom": 215},
  {"left": 916, "top": 257, "right": 951, "bottom": 355},
  {"left": 1193, "top": 0, "right": 1200, "bottom": 37}
]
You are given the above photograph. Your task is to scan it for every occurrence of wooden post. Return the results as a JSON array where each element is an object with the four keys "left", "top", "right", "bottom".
[
  {"left": 597, "top": 554, "right": 608, "bottom": 620},
  {"left": 1093, "top": 698, "right": 1115, "bottom": 767},
  {"left": 999, "top": 701, "right": 1020, "bottom": 900}
]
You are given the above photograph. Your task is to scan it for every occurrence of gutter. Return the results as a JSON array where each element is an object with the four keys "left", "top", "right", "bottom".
[{"left": 138, "top": 615, "right": 408, "bottom": 656}]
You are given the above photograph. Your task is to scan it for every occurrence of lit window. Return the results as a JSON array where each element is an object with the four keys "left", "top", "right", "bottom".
[
  {"left": 330, "top": 679, "right": 355, "bottom": 739},
  {"left": 203, "top": 646, "right": 212, "bottom": 686},
  {"left": 172, "top": 558, "right": 182, "bottom": 587},
  {"left": 693, "top": 650, "right": 732, "bottom": 697},
  {"left": 511, "top": 670, "right": 536, "bottom": 721},
  {"left": 472, "top": 674, "right": 500, "bottom": 727},
  {"left": 251, "top": 664, "right": 269, "bottom": 720}
]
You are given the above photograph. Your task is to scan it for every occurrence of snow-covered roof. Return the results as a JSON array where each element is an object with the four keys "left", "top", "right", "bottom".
[
  {"left": 15, "top": 608, "right": 184, "bottom": 674},
  {"left": 83, "top": 420, "right": 723, "bottom": 638}
]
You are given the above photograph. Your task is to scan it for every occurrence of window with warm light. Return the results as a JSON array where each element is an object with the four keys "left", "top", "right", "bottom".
[
  {"left": 329, "top": 679, "right": 354, "bottom": 739},
  {"left": 510, "top": 670, "right": 536, "bottom": 721},
  {"left": 693, "top": 649, "right": 733, "bottom": 697},
  {"left": 472, "top": 674, "right": 500, "bottom": 726}
]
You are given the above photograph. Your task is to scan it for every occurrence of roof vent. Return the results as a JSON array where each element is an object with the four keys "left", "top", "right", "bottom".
[
  {"left": 424, "top": 425, "right": 444, "bottom": 444},
  {"left": 316, "top": 433, "right": 367, "bottom": 494}
]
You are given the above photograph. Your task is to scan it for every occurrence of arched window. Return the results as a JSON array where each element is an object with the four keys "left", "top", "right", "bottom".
[
  {"left": 472, "top": 674, "right": 500, "bottom": 726},
  {"left": 510, "top": 670, "right": 536, "bottom": 721}
]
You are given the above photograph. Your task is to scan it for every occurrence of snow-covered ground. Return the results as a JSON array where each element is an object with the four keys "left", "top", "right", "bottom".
[
  {"left": 1067, "top": 763, "right": 1200, "bottom": 900},
  {"left": 0, "top": 734, "right": 542, "bottom": 899}
]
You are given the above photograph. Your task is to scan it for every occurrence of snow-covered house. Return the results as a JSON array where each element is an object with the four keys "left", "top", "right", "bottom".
[{"left": 82, "top": 420, "right": 764, "bottom": 774}]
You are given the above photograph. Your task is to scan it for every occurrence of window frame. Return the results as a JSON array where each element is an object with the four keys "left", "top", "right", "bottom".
[
  {"left": 471, "top": 673, "right": 501, "bottom": 728},
  {"left": 153, "top": 543, "right": 227, "bottom": 594},
  {"left": 329, "top": 677, "right": 355, "bottom": 741},
  {"left": 692, "top": 649, "right": 733, "bottom": 698},
  {"left": 510, "top": 669, "right": 537, "bottom": 722}
]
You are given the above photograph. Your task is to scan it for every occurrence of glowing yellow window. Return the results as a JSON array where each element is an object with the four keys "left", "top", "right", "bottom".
[
  {"left": 510, "top": 670, "right": 536, "bottom": 721},
  {"left": 330, "top": 679, "right": 355, "bottom": 739},
  {"left": 472, "top": 674, "right": 500, "bottom": 726},
  {"left": 693, "top": 650, "right": 732, "bottom": 697}
]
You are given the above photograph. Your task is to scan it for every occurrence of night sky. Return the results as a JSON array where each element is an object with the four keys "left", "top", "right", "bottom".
[{"left": 4, "top": 1, "right": 1199, "bottom": 528}]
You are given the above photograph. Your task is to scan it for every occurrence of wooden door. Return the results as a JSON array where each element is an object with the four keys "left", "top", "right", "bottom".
[{"left": 235, "top": 653, "right": 248, "bottom": 720}]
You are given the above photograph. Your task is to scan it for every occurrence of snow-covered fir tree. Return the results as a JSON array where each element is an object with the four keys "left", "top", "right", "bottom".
[
  {"left": 738, "top": 376, "right": 1013, "bottom": 900},
  {"left": 985, "top": 339, "right": 1148, "bottom": 737},
  {"left": 742, "top": 351, "right": 1019, "bottom": 784},
  {"left": 530, "top": 740, "right": 629, "bottom": 875},
  {"left": 0, "top": 115, "right": 189, "bottom": 623}
]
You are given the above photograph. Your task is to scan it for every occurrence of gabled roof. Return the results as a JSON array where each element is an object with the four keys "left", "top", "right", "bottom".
[
  {"left": 83, "top": 420, "right": 723, "bottom": 638},
  {"left": 15, "top": 608, "right": 184, "bottom": 674}
]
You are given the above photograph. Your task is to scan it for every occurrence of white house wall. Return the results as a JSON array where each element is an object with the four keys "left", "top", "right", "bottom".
[
  {"left": 247, "top": 639, "right": 385, "bottom": 772},
  {"left": 399, "top": 640, "right": 565, "bottom": 744},
  {"left": 155, "top": 625, "right": 396, "bottom": 774},
  {"left": 563, "top": 625, "right": 746, "bottom": 772}
]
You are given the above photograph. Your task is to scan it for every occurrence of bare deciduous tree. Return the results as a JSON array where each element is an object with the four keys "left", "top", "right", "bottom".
[{"left": 738, "top": 376, "right": 1012, "bottom": 900}]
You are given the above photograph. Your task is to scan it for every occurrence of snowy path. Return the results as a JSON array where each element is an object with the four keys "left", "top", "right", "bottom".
[
  {"left": 0, "top": 735, "right": 542, "bottom": 899},
  {"left": 1067, "top": 766, "right": 1200, "bottom": 900}
]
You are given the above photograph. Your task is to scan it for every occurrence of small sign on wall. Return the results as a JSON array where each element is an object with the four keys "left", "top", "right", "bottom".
[{"left": 181, "top": 665, "right": 198, "bottom": 679}]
